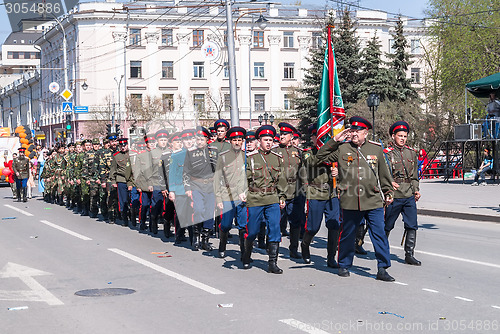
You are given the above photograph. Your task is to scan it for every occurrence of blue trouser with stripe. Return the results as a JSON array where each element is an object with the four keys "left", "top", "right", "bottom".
[
  {"left": 192, "top": 190, "right": 215, "bottom": 230},
  {"left": 384, "top": 197, "right": 418, "bottom": 232},
  {"left": 338, "top": 208, "right": 391, "bottom": 269},
  {"left": 305, "top": 197, "right": 341, "bottom": 234},
  {"left": 246, "top": 203, "right": 281, "bottom": 243},
  {"left": 116, "top": 182, "right": 130, "bottom": 217},
  {"left": 139, "top": 191, "right": 152, "bottom": 223},
  {"left": 219, "top": 200, "right": 247, "bottom": 232}
]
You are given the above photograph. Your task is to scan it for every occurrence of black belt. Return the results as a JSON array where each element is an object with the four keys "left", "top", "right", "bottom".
[
  {"left": 249, "top": 186, "right": 276, "bottom": 194},
  {"left": 394, "top": 177, "right": 411, "bottom": 183}
]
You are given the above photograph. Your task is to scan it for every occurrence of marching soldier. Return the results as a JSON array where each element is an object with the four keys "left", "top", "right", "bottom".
[
  {"left": 243, "top": 125, "right": 287, "bottom": 274},
  {"left": 52, "top": 144, "right": 66, "bottom": 206},
  {"left": 150, "top": 129, "right": 171, "bottom": 235},
  {"left": 214, "top": 126, "right": 248, "bottom": 258},
  {"left": 81, "top": 139, "right": 100, "bottom": 218},
  {"left": 135, "top": 134, "right": 156, "bottom": 231},
  {"left": 63, "top": 143, "right": 76, "bottom": 208},
  {"left": 316, "top": 116, "right": 396, "bottom": 281},
  {"left": 273, "top": 122, "right": 302, "bottom": 249},
  {"left": 183, "top": 127, "right": 218, "bottom": 251},
  {"left": 97, "top": 134, "right": 119, "bottom": 223},
  {"left": 161, "top": 133, "right": 180, "bottom": 238},
  {"left": 169, "top": 129, "right": 195, "bottom": 245},
  {"left": 73, "top": 141, "right": 86, "bottom": 213},
  {"left": 384, "top": 121, "right": 422, "bottom": 266},
  {"left": 300, "top": 124, "right": 341, "bottom": 267},
  {"left": 211, "top": 119, "right": 231, "bottom": 152},
  {"left": 110, "top": 138, "right": 134, "bottom": 226},
  {"left": 12, "top": 147, "right": 31, "bottom": 202}
]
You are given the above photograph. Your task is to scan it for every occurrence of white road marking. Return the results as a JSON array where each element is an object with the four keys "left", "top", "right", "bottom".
[
  {"left": 40, "top": 220, "right": 92, "bottom": 241},
  {"left": 422, "top": 288, "right": 439, "bottom": 293},
  {"left": 0, "top": 262, "right": 64, "bottom": 306},
  {"left": 492, "top": 305, "right": 500, "bottom": 310},
  {"left": 393, "top": 282, "right": 408, "bottom": 286},
  {"left": 365, "top": 241, "right": 500, "bottom": 269},
  {"left": 108, "top": 248, "right": 225, "bottom": 295},
  {"left": 4, "top": 204, "right": 33, "bottom": 217},
  {"left": 455, "top": 296, "right": 473, "bottom": 302},
  {"left": 279, "top": 319, "right": 330, "bottom": 334}
]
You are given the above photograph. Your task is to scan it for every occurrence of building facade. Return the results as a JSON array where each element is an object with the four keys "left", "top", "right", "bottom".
[{"left": 0, "top": 1, "right": 427, "bottom": 144}]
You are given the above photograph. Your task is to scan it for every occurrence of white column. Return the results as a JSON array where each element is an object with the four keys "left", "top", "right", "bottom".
[
  {"left": 177, "top": 32, "right": 191, "bottom": 125},
  {"left": 112, "top": 31, "right": 127, "bottom": 111},
  {"left": 145, "top": 32, "right": 159, "bottom": 98},
  {"left": 267, "top": 35, "right": 281, "bottom": 112},
  {"left": 238, "top": 35, "right": 251, "bottom": 119},
  {"left": 298, "top": 36, "right": 311, "bottom": 82}
]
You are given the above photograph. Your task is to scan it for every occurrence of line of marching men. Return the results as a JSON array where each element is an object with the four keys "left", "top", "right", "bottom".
[{"left": 39, "top": 116, "right": 422, "bottom": 281}]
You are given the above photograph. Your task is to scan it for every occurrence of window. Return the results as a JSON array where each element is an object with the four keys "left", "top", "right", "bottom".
[
  {"left": 224, "top": 94, "right": 231, "bottom": 112},
  {"left": 254, "top": 94, "right": 265, "bottom": 111},
  {"left": 312, "top": 32, "right": 322, "bottom": 49},
  {"left": 130, "top": 61, "right": 142, "bottom": 78},
  {"left": 162, "top": 61, "right": 174, "bottom": 78},
  {"left": 162, "top": 94, "right": 174, "bottom": 112},
  {"left": 284, "top": 62, "right": 295, "bottom": 79},
  {"left": 193, "top": 94, "right": 205, "bottom": 112},
  {"left": 283, "top": 31, "right": 294, "bottom": 48},
  {"left": 254, "top": 62, "right": 264, "bottom": 78},
  {"left": 130, "top": 28, "right": 141, "bottom": 46},
  {"left": 161, "top": 29, "right": 173, "bottom": 46},
  {"left": 411, "top": 39, "right": 421, "bottom": 54},
  {"left": 253, "top": 31, "right": 264, "bottom": 48},
  {"left": 193, "top": 30, "right": 204, "bottom": 47},
  {"left": 193, "top": 61, "right": 205, "bottom": 78},
  {"left": 411, "top": 68, "right": 421, "bottom": 84},
  {"left": 130, "top": 94, "right": 143, "bottom": 108},
  {"left": 389, "top": 39, "right": 396, "bottom": 54},
  {"left": 223, "top": 62, "right": 229, "bottom": 78},
  {"left": 284, "top": 94, "right": 294, "bottom": 110}
]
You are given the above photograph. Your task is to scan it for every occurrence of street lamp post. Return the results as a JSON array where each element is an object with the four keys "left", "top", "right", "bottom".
[
  {"left": 225, "top": 0, "right": 239, "bottom": 126},
  {"left": 114, "top": 75, "right": 124, "bottom": 131},
  {"left": 367, "top": 93, "right": 380, "bottom": 140},
  {"left": 248, "top": 14, "right": 268, "bottom": 129},
  {"left": 257, "top": 111, "right": 274, "bottom": 125}
]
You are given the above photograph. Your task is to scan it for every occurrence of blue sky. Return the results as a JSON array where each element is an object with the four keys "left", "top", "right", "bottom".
[{"left": 0, "top": 0, "right": 429, "bottom": 45}]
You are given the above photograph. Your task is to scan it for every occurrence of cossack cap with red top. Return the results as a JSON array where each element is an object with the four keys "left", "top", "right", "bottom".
[
  {"left": 214, "top": 119, "right": 230, "bottom": 129},
  {"left": 278, "top": 122, "right": 297, "bottom": 135},
  {"left": 255, "top": 125, "right": 276, "bottom": 139},
  {"left": 180, "top": 129, "right": 195, "bottom": 139},
  {"left": 245, "top": 130, "right": 256, "bottom": 141},
  {"left": 389, "top": 121, "right": 410, "bottom": 135},
  {"left": 348, "top": 116, "right": 372, "bottom": 130},
  {"left": 118, "top": 138, "right": 128, "bottom": 145},
  {"left": 293, "top": 131, "right": 301, "bottom": 138},
  {"left": 144, "top": 134, "right": 156, "bottom": 143},
  {"left": 226, "top": 126, "right": 246, "bottom": 139},
  {"left": 155, "top": 129, "right": 169, "bottom": 139},
  {"left": 209, "top": 127, "right": 216, "bottom": 135},
  {"left": 169, "top": 132, "right": 181, "bottom": 142},
  {"left": 196, "top": 126, "right": 210, "bottom": 138}
]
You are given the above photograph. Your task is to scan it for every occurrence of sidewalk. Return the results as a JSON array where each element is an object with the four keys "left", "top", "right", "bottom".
[{"left": 417, "top": 179, "right": 500, "bottom": 222}]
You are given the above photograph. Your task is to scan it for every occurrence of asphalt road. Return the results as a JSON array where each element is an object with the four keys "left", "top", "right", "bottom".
[{"left": 0, "top": 187, "right": 499, "bottom": 334}]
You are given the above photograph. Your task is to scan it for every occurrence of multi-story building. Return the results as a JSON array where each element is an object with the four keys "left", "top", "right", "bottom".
[{"left": 0, "top": 1, "right": 427, "bottom": 144}]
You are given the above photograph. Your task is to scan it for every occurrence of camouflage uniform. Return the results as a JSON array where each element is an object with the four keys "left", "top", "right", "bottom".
[{"left": 98, "top": 145, "right": 118, "bottom": 222}]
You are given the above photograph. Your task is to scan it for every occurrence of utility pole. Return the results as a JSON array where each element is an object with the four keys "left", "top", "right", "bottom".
[{"left": 225, "top": 0, "right": 239, "bottom": 126}]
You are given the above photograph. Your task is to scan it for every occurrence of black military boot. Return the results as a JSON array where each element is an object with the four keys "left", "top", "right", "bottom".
[
  {"left": 16, "top": 188, "right": 21, "bottom": 202},
  {"left": 288, "top": 226, "right": 301, "bottom": 259},
  {"left": 22, "top": 188, "right": 27, "bottom": 202},
  {"left": 404, "top": 229, "right": 421, "bottom": 266},
  {"left": 355, "top": 224, "right": 368, "bottom": 255},
  {"left": 280, "top": 219, "right": 289, "bottom": 237},
  {"left": 327, "top": 228, "right": 339, "bottom": 268},
  {"left": 139, "top": 217, "right": 147, "bottom": 231},
  {"left": 65, "top": 197, "right": 71, "bottom": 208},
  {"left": 201, "top": 228, "right": 213, "bottom": 251},
  {"left": 238, "top": 229, "right": 246, "bottom": 261},
  {"left": 385, "top": 230, "right": 391, "bottom": 238},
  {"left": 163, "top": 220, "right": 172, "bottom": 238},
  {"left": 242, "top": 238, "right": 253, "bottom": 269},
  {"left": 257, "top": 224, "right": 266, "bottom": 249},
  {"left": 301, "top": 231, "right": 314, "bottom": 264},
  {"left": 376, "top": 267, "right": 395, "bottom": 282},
  {"left": 81, "top": 203, "right": 89, "bottom": 216},
  {"left": 218, "top": 228, "right": 229, "bottom": 258},
  {"left": 58, "top": 195, "right": 64, "bottom": 206},
  {"left": 122, "top": 212, "right": 129, "bottom": 227},
  {"left": 130, "top": 208, "right": 137, "bottom": 227},
  {"left": 267, "top": 242, "right": 283, "bottom": 274},
  {"left": 175, "top": 227, "right": 185, "bottom": 245},
  {"left": 150, "top": 215, "right": 158, "bottom": 234},
  {"left": 192, "top": 228, "right": 201, "bottom": 251}
]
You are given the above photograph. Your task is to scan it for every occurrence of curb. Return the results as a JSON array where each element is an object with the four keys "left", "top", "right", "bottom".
[{"left": 418, "top": 209, "right": 500, "bottom": 223}]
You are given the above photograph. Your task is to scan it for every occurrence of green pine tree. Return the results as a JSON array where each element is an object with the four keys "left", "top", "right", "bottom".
[
  {"left": 332, "top": 8, "right": 362, "bottom": 110},
  {"left": 387, "top": 16, "right": 419, "bottom": 102},
  {"left": 358, "top": 33, "right": 393, "bottom": 102}
]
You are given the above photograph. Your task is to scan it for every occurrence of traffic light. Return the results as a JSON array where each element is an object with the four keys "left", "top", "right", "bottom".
[
  {"left": 106, "top": 124, "right": 112, "bottom": 135},
  {"left": 66, "top": 114, "right": 72, "bottom": 131},
  {"left": 115, "top": 124, "right": 121, "bottom": 135}
]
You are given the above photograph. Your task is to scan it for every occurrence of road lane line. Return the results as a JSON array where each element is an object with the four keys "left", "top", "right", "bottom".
[
  {"left": 455, "top": 296, "right": 473, "bottom": 302},
  {"left": 40, "top": 220, "right": 92, "bottom": 241},
  {"left": 365, "top": 241, "right": 500, "bottom": 269},
  {"left": 393, "top": 282, "right": 408, "bottom": 286},
  {"left": 279, "top": 319, "right": 330, "bottom": 334},
  {"left": 4, "top": 204, "right": 33, "bottom": 217},
  {"left": 422, "top": 288, "right": 439, "bottom": 293},
  {"left": 108, "top": 248, "right": 225, "bottom": 295},
  {"left": 492, "top": 305, "right": 500, "bottom": 310}
]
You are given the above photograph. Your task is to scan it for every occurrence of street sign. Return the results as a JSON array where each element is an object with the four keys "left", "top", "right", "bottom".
[
  {"left": 49, "top": 82, "right": 60, "bottom": 93},
  {"left": 62, "top": 102, "right": 73, "bottom": 112},
  {"left": 74, "top": 106, "right": 89, "bottom": 113},
  {"left": 60, "top": 89, "right": 73, "bottom": 101}
]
